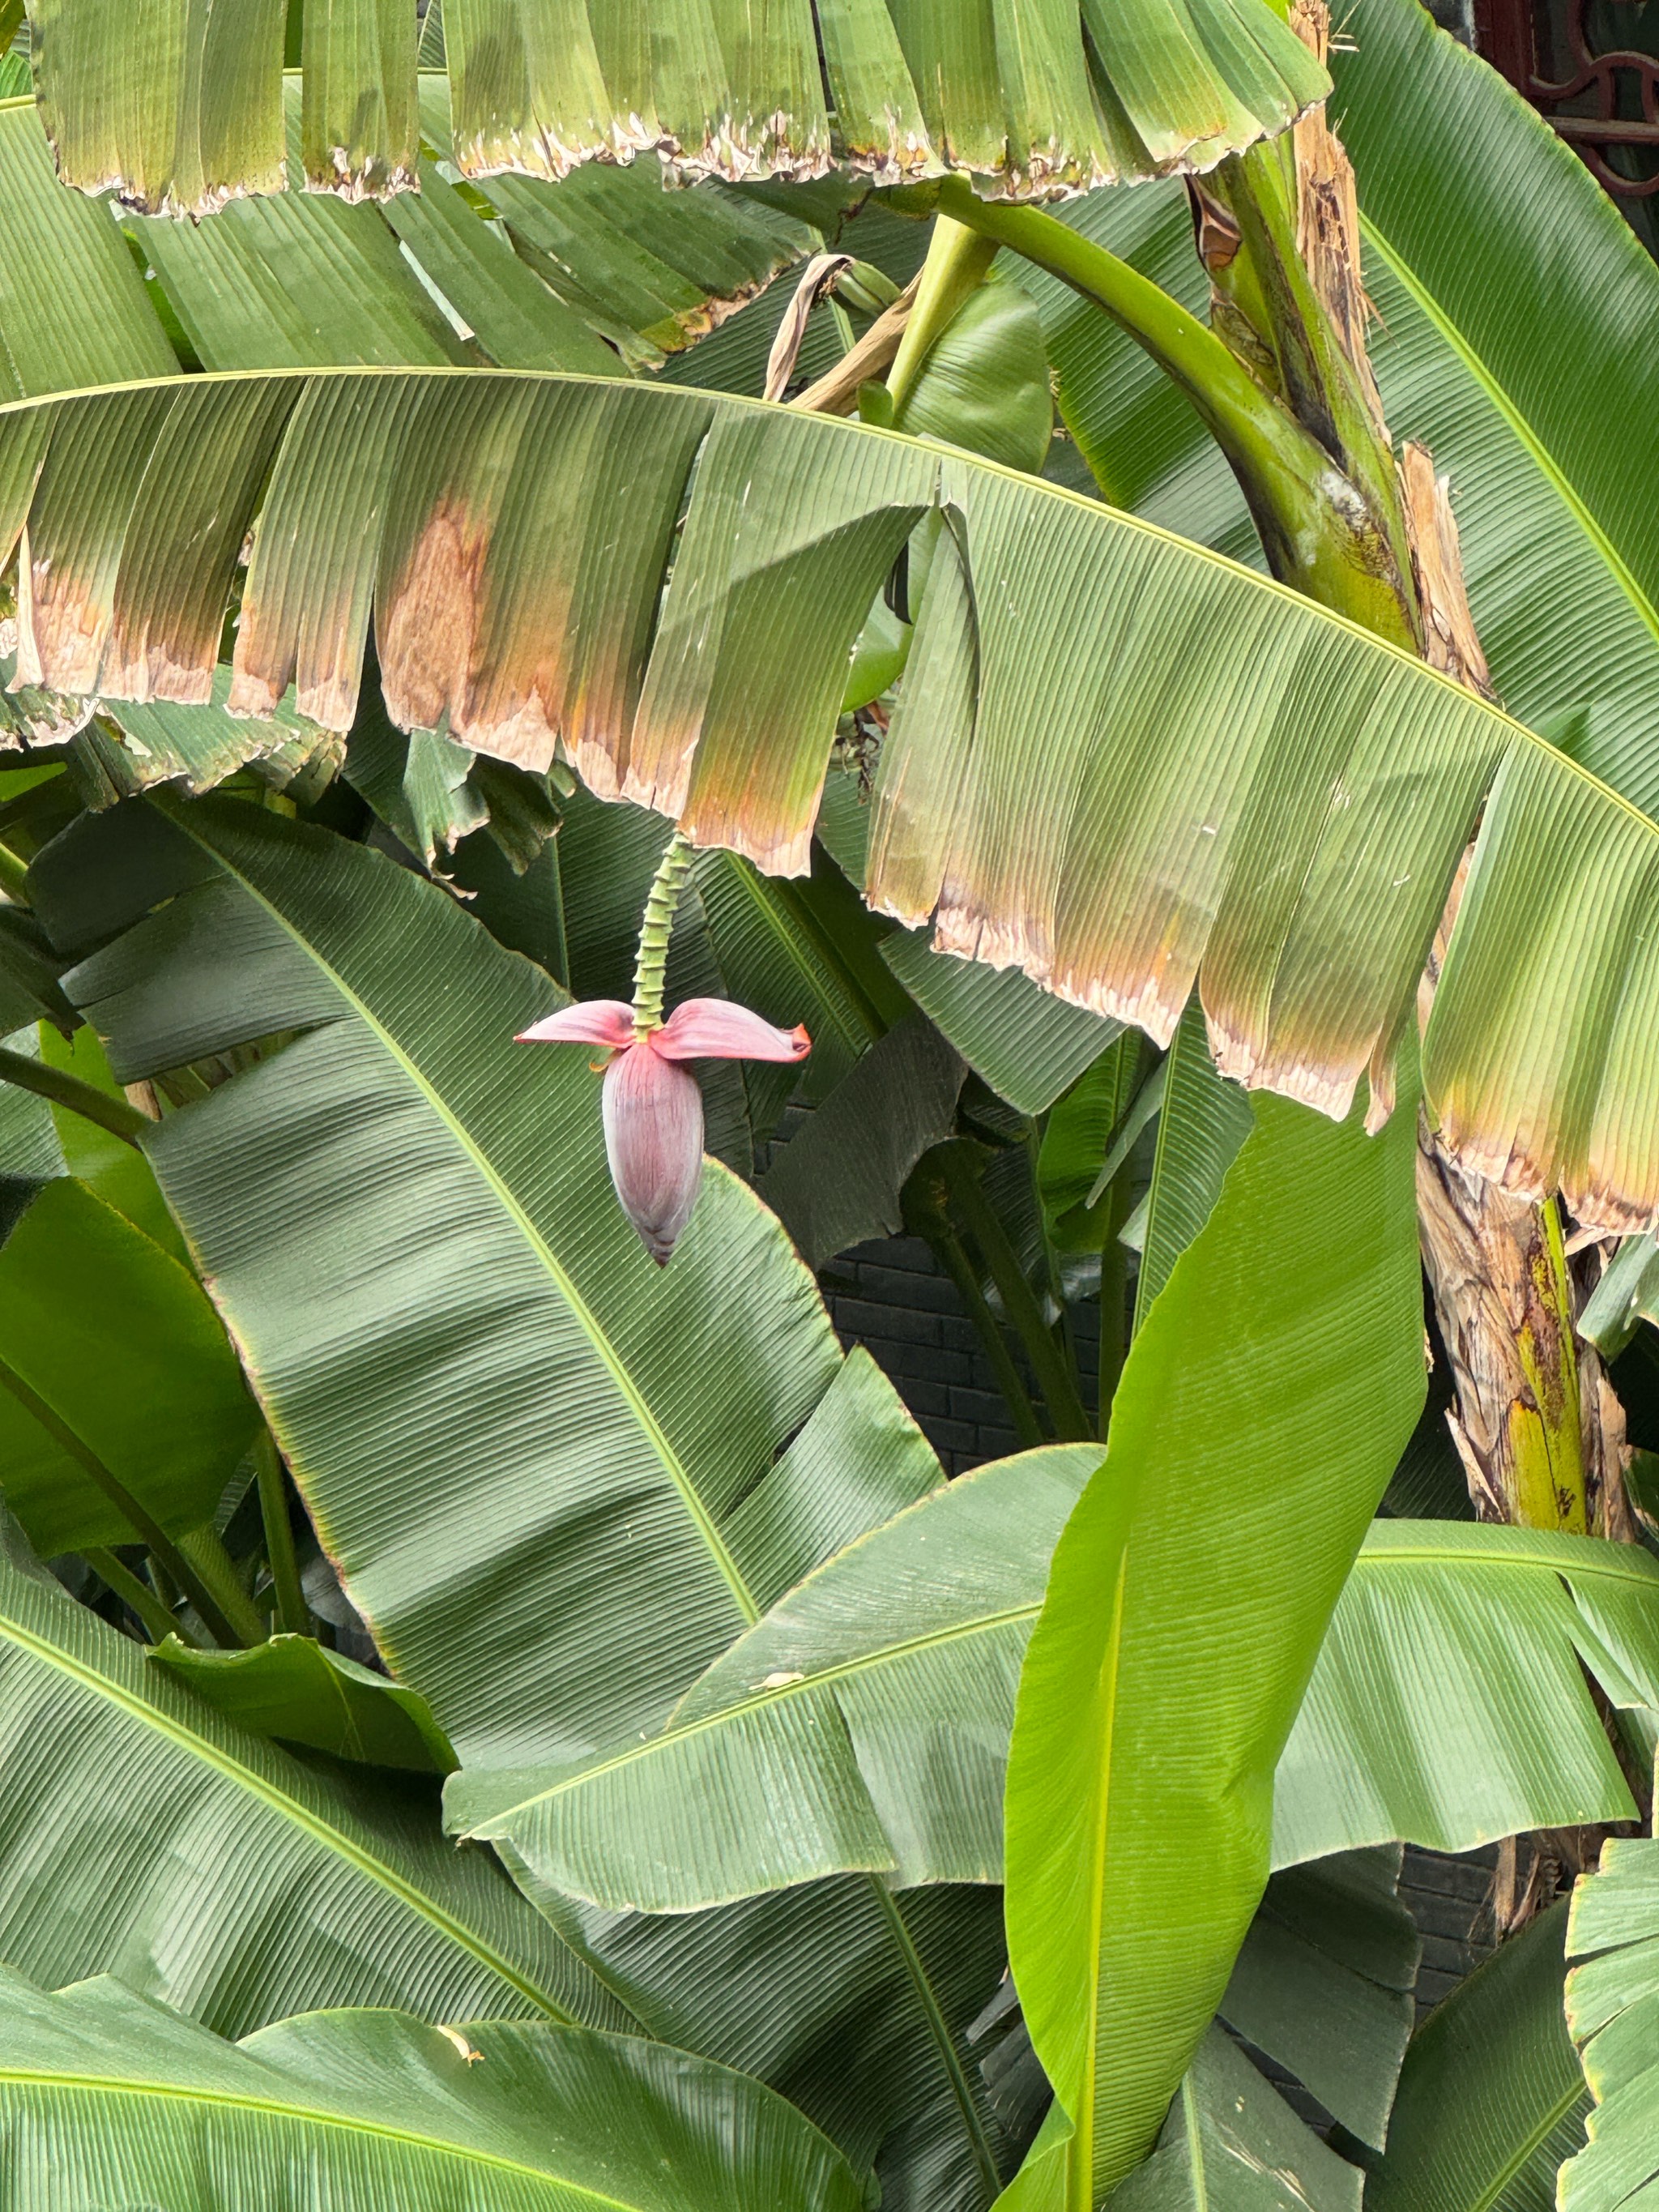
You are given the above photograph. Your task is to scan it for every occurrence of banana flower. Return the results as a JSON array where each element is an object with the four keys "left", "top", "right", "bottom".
[{"left": 517, "top": 998, "right": 810, "bottom": 1263}]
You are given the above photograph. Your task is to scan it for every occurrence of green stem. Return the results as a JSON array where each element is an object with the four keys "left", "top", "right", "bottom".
[
  {"left": 925, "top": 1215, "right": 1047, "bottom": 1450},
  {"left": 0, "top": 845, "right": 30, "bottom": 906},
  {"left": 84, "top": 1548, "right": 197, "bottom": 1647},
  {"left": 1095, "top": 1176, "right": 1133, "bottom": 1437},
  {"left": 1208, "top": 148, "right": 1420, "bottom": 634},
  {"left": 934, "top": 177, "right": 1418, "bottom": 647},
  {"left": 0, "top": 1044, "right": 151, "bottom": 1147},
  {"left": 0, "top": 1352, "right": 245, "bottom": 1646},
  {"left": 177, "top": 1525, "right": 268, "bottom": 1648},
  {"left": 255, "top": 1429, "right": 310, "bottom": 1637},
  {"left": 940, "top": 1147, "right": 1094, "bottom": 1442},
  {"left": 885, "top": 212, "right": 999, "bottom": 416},
  {"left": 631, "top": 831, "right": 695, "bottom": 1040}
]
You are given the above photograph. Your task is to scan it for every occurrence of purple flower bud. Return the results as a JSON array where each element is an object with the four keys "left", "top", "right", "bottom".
[{"left": 517, "top": 997, "right": 812, "bottom": 1263}]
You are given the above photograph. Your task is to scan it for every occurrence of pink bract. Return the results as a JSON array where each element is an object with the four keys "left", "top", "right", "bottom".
[{"left": 516, "top": 996, "right": 812, "bottom": 1263}]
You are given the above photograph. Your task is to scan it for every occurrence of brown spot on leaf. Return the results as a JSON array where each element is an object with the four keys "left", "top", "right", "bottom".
[{"left": 378, "top": 499, "right": 490, "bottom": 737}]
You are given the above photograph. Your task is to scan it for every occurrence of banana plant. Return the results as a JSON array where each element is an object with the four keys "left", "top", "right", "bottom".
[{"left": 0, "top": 5, "right": 1657, "bottom": 2211}]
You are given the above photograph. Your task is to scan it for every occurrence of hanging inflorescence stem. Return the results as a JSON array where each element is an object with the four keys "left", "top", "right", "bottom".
[{"left": 631, "top": 831, "right": 696, "bottom": 1040}]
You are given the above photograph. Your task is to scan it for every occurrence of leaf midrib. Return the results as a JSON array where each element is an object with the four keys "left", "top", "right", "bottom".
[
  {"left": 1359, "top": 211, "right": 1659, "bottom": 662},
  {"left": 1457, "top": 2071, "right": 1590, "bottom": 2212},
  {"left": 1073, "top": 1546, "right": 1131, "bottom": 2212},
  {"left": 0, "top": 1607, "right": 571, "bottom": 2021},
  {"left": 170, "top": 807, "right": 761, "bottom": 1632},
  {"left": 0, "top": 2069, "right": 644, "bottom": 2208},
  {"left": 467, "top": 1599, "right": 1040, "bottom": 1823},
  {"left": 1361, "top": 1527, "right": 1659, "bottom": 1587}
]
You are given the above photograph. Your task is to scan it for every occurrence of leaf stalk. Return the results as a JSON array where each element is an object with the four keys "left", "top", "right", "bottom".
[
  {"left": 0, "top": 1044, "right": 151, "bottom": 1147},
  {"left": 254, "top": 1429, "right": 312, "bottom": 1637},
  {"left": 0, "top": 1352, "right": 248, "bottom": 1646}
]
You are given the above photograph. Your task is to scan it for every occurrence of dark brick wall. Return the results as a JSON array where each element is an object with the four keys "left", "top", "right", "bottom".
[
  {"left": 827, "top": 1232, "right": 1101, "bottom": 1473},
  {"left": 1401, "top": 1843, "right": 1499, "bottom": 2020}
]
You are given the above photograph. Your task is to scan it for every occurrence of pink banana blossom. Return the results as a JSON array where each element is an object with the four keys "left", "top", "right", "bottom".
[{"left": 517, "top": 997, "right": 811, "bottom": 1264}]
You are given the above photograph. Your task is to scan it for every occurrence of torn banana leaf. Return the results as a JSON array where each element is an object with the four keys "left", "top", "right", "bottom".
[
  {"left": 8, "top": 369, "right": 1659, "bottom": 1228},
  {"left": 29, "top": 0, "right": 1327, "bottom": 213}
]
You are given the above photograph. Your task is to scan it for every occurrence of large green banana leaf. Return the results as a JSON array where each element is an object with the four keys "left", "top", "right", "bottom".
[
  {"left": 0, "top": 1173, "right": 258, "bottom": 1555},
  {"left": 1369, "top": 1902, "right": 1590, "bottom": 2212},
  {"left": 28, "top": 0, "right": 1326, "bottom": 215},
  {"left": 32, "top": 791, "right": 1013, "bottom": 2210},
  {"left": 1561, "top": 1835, "right": 1659, "bottom": 2212},
  {"left": 0, "top": 1504, "right": 615, "bottom": 2035},
  {"left": 8, "top": 371, "right": 1659, "bottom": 1228},
  {"left": 443, "top": 1493, "right": 1659, "bottom": 1919},
  {"left": 1273, "top": 1521, "right": 1659, "bottom": 1861},
  {"left": 1000, "top": 1079, "right": 1424, "bottom": 2210},
  {"left": 0, "top": 1969, "right": 864, "bottom": 2210}
]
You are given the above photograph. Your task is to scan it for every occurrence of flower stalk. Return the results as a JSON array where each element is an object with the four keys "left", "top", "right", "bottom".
[{"left": 630, "top": 831, "right": 695, "bottom": 1040}]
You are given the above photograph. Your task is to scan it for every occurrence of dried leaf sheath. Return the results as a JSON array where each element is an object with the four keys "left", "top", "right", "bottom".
[{"left": 7, "top": 367, "right": 1659, "bottom": 1231}]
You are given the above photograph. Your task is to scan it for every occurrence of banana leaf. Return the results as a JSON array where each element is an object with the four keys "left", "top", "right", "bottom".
[
  {"left": 1219, "top": 1847, "right": 1419, "bottom": 2152},
  {"left": 441, "top": 1475, "right": 1659, "bottom": 1921},
  {"left": 0, "top": 1174, "right": 259, "bottom": 1556},
  {"left": 815, "top": 774, "right": 1123, "bottom": 1118},
  {"left": 32, "top": 790, "right": 1014, "bottom": 2210},
  {"left": 0, "top": 1505, "right": 616, "bottom": 2036},
  {"left": 1575, "top": 1233, "right": 1659, "bottom": 1360},
  {"left": 28, "top": 0, "right": 1327, "bottom": 212},
  {"left": 1106, "top": 2025, "right": 1363, "bottom": 2212},
  {"left": 0, "top": 1968, "right": 865, "bottom": 2210},
  {"left": 9, "top": 370, "right": 1659, "bottom": 1227},
  {"left": 0, "top": 83, "right": 820, "bottom": 397},
  {"left": 998, "top": 1078, "right": 1424, "bottom": 2208},
  {"left": 1040, "top": 0, "right": 1659, "bottom": 831},
  {"left": 1370, "top": 1902, "right": 1589, "bottom": 2212},
  {"left": 1026, "top": 1851, "right": 1419, "bottom": 2212},
  {"left": 1331, "top": 0, "right": 1659, "bottom": 818},
  {"left": 446, "top": 1441, "right": 1104, "bottom": 1910},
  {"left": 1561, "top": 1835, "right": 1659, "bottom": 2212},
  {"left": 32, "top": 1022, "right": 183, "bottom": 1253},
  {"left": 1273, "top": 1522, "right": 1659, "bottom": 1865},
  {"left": 758, "top": 1011, "right": 966, "bottom": 1266}
]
